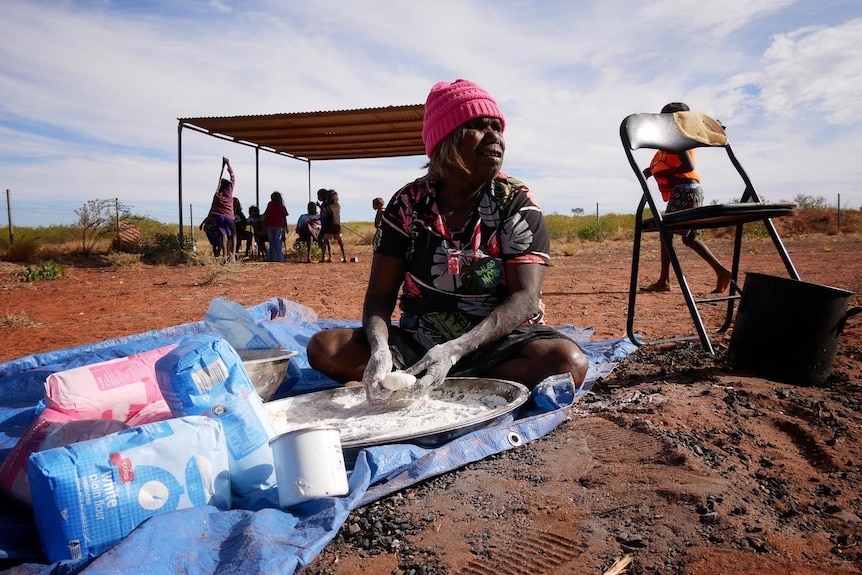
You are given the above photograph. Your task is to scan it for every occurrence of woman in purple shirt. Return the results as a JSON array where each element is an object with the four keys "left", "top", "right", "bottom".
[{"left": 206, "top": 157, "right": 235, "bottom": 259}]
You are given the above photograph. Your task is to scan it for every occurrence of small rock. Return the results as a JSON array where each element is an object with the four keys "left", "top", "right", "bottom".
[
  {"left": 836, "top": 533, "right": 856, "bottom": 546},
  {"left": 747, "top": 535, "right": 769, "bottom": 553},
  {"left": 622, "top": 533, "right": 646, "bottom": 548},
  {"left": 827, "top": 510, "right": 861, "bottom": 524},
  {"left": 700, "top": 511, "right": 719, "bottom": 525}
]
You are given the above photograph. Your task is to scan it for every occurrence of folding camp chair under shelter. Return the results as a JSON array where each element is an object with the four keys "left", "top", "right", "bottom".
[{"left": 620, "top": 111, "right": 799, "bottom": 354}]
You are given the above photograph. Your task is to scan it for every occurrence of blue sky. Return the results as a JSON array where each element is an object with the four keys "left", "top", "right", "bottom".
[{"left": 2, "top": 0, "right": 861, "bottom": 226}]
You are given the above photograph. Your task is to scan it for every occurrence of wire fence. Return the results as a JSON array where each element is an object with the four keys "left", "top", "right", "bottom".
[
  {"left": 5, "top": 188, "right": 858, "bottom": 250},
  {"left": 1, "top": 189, "right": 191, "bottom": 244},
  {"left": 1, "top": 189, "right": 374, "bottom": 247},
  {"left": 1, "top": 189, "right": 379, "bottom": 257}
]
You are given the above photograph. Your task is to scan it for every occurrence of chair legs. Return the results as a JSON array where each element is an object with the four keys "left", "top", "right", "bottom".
[
  {"left": 661, "top": 228, "right": 717, "bottom": 354},
  {"left": 627, "top": 221, "right": 715, "bottom": 353},
  {"left": 627, "top": 218, "right": 798, "bottom": 355}
]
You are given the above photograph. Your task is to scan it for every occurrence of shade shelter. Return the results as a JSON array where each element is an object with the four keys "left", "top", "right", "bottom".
[{"left": 177, "top": 104, "right": 425, "bottom": 242}]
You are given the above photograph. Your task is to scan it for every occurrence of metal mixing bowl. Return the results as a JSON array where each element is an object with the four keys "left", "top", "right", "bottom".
[{"left": 238, "top": 349, "right": 298, "bottom": 401}]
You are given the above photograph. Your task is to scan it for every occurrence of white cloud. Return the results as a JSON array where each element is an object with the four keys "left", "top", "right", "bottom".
[
  {"left": 2, "top": 0, "right": 862, "bottom": 228},
  {"left": 757, "top": 19, "right": 862, "bottom": 123}
]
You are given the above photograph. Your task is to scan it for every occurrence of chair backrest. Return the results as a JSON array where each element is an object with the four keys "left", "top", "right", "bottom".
[
  {"left": 620, "top": 110, "right": 762, "bottom": 204},
  {"left": 621, "top": 111, "right": 727, "bottom": 153}
]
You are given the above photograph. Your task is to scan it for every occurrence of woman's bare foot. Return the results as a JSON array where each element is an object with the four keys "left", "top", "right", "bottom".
[
  {"left": 640, "top": 281, "right": 672, "bottom": 293},
  {"left": 712, "top": 270, "right": 732, "bottom": 293}
]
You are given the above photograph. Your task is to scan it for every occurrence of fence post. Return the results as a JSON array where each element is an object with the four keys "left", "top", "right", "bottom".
[
  {"left": 595, "top": 202, "right": 599, "bottom": 241},
  {"left": 189, "top": 204, "right": 194, "bottom": 244},
  {"left": 5, "top": 189, "right": 13, "bottom": 245},
  {"left": 837, "top": 193, "right": 841, "bottom": 231},
  {"left": 115, "top": 198, "right": 121, "bottom": 247}
]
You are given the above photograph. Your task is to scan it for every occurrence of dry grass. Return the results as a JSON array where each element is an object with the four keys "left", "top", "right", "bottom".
[
  {"left": 0, "top": 311, "right": 40, "bottom": 329},
  {"left": 103, "top": 252, "right": 144, "bottom": 268},
  {"left": 1, "top": 237, "right": 40, "bottom": 263},
  {"left": 194, "top": 256, "right": 244, "bottom": 286},
  {"left": 3, "top": 209, "right": 857, "bottom": 268}
]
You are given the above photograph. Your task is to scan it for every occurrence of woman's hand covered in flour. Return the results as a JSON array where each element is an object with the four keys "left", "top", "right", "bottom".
[
  {"left": 362, "top": 347, "right": 394, "bottom": 405},
  {"left": 405, "top": 340, "right": 465, "bottom": 393}
]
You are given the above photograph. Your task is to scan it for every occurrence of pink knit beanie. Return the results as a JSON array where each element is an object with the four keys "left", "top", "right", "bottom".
[{"left": 422, "top": 79, "right": 506, "bottom": 157}]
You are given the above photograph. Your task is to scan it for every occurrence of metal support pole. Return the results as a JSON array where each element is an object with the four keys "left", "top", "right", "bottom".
[
  {"left": 255, "top": 148, "right": 260, "bottom": 208},
  {"left": 178, "top": 123, "right": 184, "bottom": 246}
]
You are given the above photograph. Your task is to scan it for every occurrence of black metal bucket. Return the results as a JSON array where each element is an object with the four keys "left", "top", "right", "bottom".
[{"left": 728, "top": 272, "right": 861, "bottom": 386}]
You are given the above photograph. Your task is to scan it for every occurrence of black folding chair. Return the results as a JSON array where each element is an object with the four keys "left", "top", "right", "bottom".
[{"left": 620, "top": 111, "right": 800, "bottom": 354}]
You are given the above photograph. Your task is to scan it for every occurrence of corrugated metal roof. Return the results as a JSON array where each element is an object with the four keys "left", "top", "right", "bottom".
[{"left": 178, "top": 104, "right": 426, "bottom": 161}]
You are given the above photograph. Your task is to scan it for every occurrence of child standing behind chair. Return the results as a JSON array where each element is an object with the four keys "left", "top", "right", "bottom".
[{"left": 641, "top": 102, "right": 731, "bottom": 294}]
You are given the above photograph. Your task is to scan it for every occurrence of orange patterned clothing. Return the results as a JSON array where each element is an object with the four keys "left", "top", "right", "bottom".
[{"left": 649, "top": 150, "right": 700, "bottom": 201}]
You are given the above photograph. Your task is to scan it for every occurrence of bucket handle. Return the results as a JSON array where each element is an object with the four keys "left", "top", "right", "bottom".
[{"left": 837, "top": 306, "right": 862, "bottom": 334}]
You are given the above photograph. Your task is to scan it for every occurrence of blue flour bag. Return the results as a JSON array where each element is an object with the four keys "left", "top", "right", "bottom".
[
  {"left": 155, "top": 335, "right": 277, "bottom": 497},
  {"left": 28, "top": 415, "right": 231, "bottom": 563}
]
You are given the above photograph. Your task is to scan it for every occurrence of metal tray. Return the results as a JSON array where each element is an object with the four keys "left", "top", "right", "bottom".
[{"left": 265, "top": 377, "right": 529, "bottom": 461}]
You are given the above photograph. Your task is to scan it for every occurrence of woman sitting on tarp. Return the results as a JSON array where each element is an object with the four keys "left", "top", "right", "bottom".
[{"left": 307, "top": 79, "right": 589, "bottom": 404}]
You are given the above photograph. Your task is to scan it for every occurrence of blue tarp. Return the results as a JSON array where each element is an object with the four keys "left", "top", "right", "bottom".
[{"left": 0, "top": 297, "right": 636, "bottom": 575}]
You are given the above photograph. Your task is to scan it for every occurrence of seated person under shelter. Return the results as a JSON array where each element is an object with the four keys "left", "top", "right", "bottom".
[
  {"left": 233, "top": 197, "right": 254, "bottom": 258},
  {"left": 295, "top": 202, "right": 323, "bottom": 263},
  {"left": 247, "top": 205, "right": 267, "bottom": 259},
  {"left": 307, "top": 79, "right": 588, "bottom": 405}
]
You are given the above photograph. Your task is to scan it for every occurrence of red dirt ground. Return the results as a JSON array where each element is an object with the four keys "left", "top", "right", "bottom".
[{"left": 1, "top": 233, "right": 860, "bottom": 574}]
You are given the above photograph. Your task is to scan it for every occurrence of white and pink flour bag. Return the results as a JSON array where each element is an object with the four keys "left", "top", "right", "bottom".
[
  {"left": 0, "top": 408, "right": 127, "bottom": 505},
  {"left": 124, "top": 398, "right": 172, "bottom": 426},
  {"left": 155, "top": 335, "right": 277, "bottom": 497},
  {"left": 27, "top": 415, "right": 231, "bottom": 563},
  {"left": 45, "top": 344, "right": 177, "bottom": 422}
]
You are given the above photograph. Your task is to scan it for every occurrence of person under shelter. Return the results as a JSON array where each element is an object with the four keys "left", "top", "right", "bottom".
[{"left": 206, "top": 157, "right": 236, "bottom": 260}]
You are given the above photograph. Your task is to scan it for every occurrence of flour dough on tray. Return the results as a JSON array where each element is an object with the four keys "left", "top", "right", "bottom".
[{"left": 381, "top": 371, "right": 416, "bottom": 391}]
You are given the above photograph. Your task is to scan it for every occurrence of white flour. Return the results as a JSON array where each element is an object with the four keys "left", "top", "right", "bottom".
[{"left": 266, "top": 387, "right": 511, "bottom": 445}]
